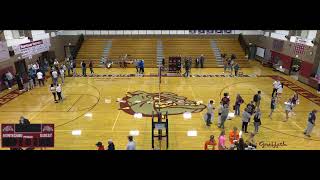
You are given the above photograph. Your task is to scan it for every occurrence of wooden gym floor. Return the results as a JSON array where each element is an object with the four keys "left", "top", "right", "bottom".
[{"left": 0, "top": 60, "right": 320, "bottom": 150}]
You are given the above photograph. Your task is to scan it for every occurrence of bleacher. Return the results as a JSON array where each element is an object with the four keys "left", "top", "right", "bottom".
[
  {"left": 214, "top": 37, "right": 251, "bottom": 67},
  {"left": 75, "top": 36, "right": 250, "bottom": 68},
  {"left": 76, "top": 38, "right": 107, "bottom": 67},
  {"left": 108, "top": 39, "right": 157, "bottom": 68},
  {"left": 162, "top": 38, "right": 217, "bottom": 68}
]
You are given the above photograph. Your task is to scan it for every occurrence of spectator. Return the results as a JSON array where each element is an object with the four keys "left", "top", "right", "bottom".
[
  {"left": 234, "top": 62, "right": 240, "bottom": 76},
  {"left": 107, "top": 139, "right": 115, "bottom": 150},
  {"left": 5, "top": 71, "right": 14, "bottom": 89},
  {"left": 96, "top": 142, "right": 105, "bottom": 150},
  {"left": 126, "top": 136, "right": 136, "bottom": 150},
  {"left": 195, "top": 57, "right": 199, "bottom": 68},
  {"left": 134, "top": 59, "right": 139, "bottom": 73},
  {"left": 217, "top": 101, "right": 223, "bottom": 127},
  {"left": 234, "top": 94, "right": 244, "bottom": 116},
  {"left": 235, "top": 138, "right": 247, "bottom": 150},
  {"left": 199, "top": 54, "right": 204, "bottom": 68},
  {"left": 56, "top": 84, "right": 63, "bottom": 102},
  {"left": 221, "top": 92, "right": 230, "bottom": 106},
  {"left": 19, "top": 116, "right": 30, "bottom": 125},
  {"left": 304, "top": 109, "right": 317, "bottom": 137},
  {"left": 72, "top": 60, "right": 77, "bottom": 76},
  {"left": 219, "top": 104, "right": 229, "bottom": 129},
  {"left": 89, "top": 60, "right": 94, "bottom": 75},
  {"left": 81, "top": 61, "right": 87, "bottom": 76},
  {"left": 229, "top": 127, "right": 240, "bottom": 145},
  {"left": 272, "top": 79, "right": 281, "bottom": 97},
  {"left": 2, "top": 73, "right": 10, "bottom": 90},
  {"left": 206, "top": 100, "right": 215, "bottom": 126},
  {"left": 276, "top": 83, "right": 284, "bottom": 100},
  {"left": 253, "top": 91, "right": 262, "bottom": 108},
  {"left": 246, "top": 101, "right": 256, "bottom": 115},
  {"left": 253, "top": 108, "right": 262, "bottom": 133},
  {"left": 49, "top": 84, "right": 57, "bottom": 102},
  {"left": 316, "top": 73, "right": 320, "bottom": 94},
  {"left": 241, "top": 108, "right": 251, "bottom": 133},
  {"left": 218, "top": 130, "right": 227, "bottom": 150},
  {"left": 66, "top": 60, "right": 71, "bottom": 77},
  {"left": 37, "top": 70, "right": 45, "bottom": 86},
  {"left": 269, "top": 96, "right": 277, "bottom": 119},
  {"left": 204, "top": 135, "right": 217, "bottom": 150},
  {"left": 16, "top": 73, "right": 24, "bottom": 91},
  {"left": 59, "top": 67, "right": 65, "bottom": 84},
  {"left": 246, "top": 133, "right": 257, "bottom": 149},
  {"left": 51, "top": 69, "right": 58, "bottom": 86},
  {"left": 291, "top": 92, "right": 299, "bottom": 115},
  {"left": 223, "top": 58, "right": 228, "bottom": 73}
]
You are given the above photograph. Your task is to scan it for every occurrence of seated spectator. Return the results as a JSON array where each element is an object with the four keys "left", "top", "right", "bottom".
[
  {"left": 96, "top": 142, "right": 105, "bottom": 150},
  {"left": 107, "top": 139, "right": 115, "bottom": 150},
  {"left": 235, "top": 138, "right": 247, "bottom": 150},
  {"left": 19, "top": 116, "right": 30, "bottom": 125}
]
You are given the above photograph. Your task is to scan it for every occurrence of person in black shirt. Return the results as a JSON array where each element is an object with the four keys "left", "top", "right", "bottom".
[
  {"left": 19, "top": 116, "right": 30, "bottom": 125},
  {"left": 200, "top": 54, "right": 204, "bottom": 68},
  {"left": 81, "top": 61, "right": 87, "bottom": 76},
  {"left": 107, "top": 139, "right": 115, "bottom": 150},
  {"left": 304, "top": 110, "right": 317, "bottom": 137},
  {"left": 89, "top": 60, "right": 94, "bottom": 75}
]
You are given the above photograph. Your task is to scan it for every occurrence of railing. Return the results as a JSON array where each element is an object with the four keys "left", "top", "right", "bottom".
[{"left": 71, "top": 34, "right": 84, "bottom": 59}]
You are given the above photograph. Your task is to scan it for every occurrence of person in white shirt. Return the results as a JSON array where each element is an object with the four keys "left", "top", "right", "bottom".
[
  {"left": 36, "top": 71, "right": 44, "bottom": 86},
  {"left": 272, "top": 79, "right": 281, "bottom": 97},
  {"left": 284, "top": 98, "right": 293, "bottom": 121},
  {"left": 126, "top": 136, "right": 136, "bottom": 150},
  {"left": 59, "top": 68, "right": 65, "bottom": 84},
  {"left": 205, "top": 100, "right": 215, "bottom": 126},
  {"left": 276, "top": 83, "right": 284, "bottom": 101},
  {"left": 51, "top": 70, "right": 58, "bottom": 85},
  {"left": 56, "top": 84, "right": 62, "bottom": 102}
]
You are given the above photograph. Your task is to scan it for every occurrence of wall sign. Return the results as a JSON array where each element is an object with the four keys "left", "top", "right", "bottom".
[{"left": 12, "top": 39, "right": 51, "bottom": 58}]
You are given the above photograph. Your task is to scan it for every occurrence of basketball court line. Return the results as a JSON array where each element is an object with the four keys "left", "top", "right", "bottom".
[{"left": 111, "top": 79, "right": 131, "bottom": 131}]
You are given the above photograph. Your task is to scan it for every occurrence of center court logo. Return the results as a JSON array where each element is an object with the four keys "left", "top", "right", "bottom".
[
  {"left": 258, "top": 141, "right": 288, "bottom": 149},
  {"left": 119, "top": 91, "right": 207, "bottom": 117}
]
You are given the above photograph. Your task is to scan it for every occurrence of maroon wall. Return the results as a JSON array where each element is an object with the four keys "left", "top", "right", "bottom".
[
  {"left": 300, "top": 61, "right": 314, "bottom": 78},
  {"left": 271, "top": 51, "right": 292, "bottom": 70}
]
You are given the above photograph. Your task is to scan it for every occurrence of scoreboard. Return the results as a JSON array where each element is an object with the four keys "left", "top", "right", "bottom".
[{"left": 1, "top": 124, "right": 54, "bottom": 148}]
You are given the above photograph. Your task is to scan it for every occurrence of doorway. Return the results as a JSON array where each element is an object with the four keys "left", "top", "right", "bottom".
[
  {"left": 64, "top": 45, "right": 76, "bottom": 59},
  {"left": 14, "top": 59, "right": 28, "bottom": 80}
]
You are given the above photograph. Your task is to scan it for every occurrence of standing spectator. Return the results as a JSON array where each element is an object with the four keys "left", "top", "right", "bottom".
[
  {"left": 139, "top": 60, "right": 145, "bottom": 74},
  {"left": 72, "top": 60, "right": 77, "bottom": 76},
  {"left": 246, "top": 101, "right": 256, "bottom": 115},
  {"left": 59, "top": 67, "right": 65, "bottom": 84},
  {"left": 253, "top": 91, "right": 262, "bottom": 108},
  {"left": 229, "top": 127, "right": 240, "bottom": 145},
  {"left": 272, "top": 79, "right": 281, "bottom": 97},
  {"left": 206, "top": 100, "right": 215, "bottom": 126},
  {"left": 126, "top": 136, "right": 136, "bottom": 150},
  {"left": 195, "top": 57, "right": 199, "bottom": 68},
  {"left": 5, "top": 71, "right": 14, "bottom": 89},
  {"left": 56, "top": 84, "right": 63, "bottom": 102},
  {"left": 223, "top": 58, "right": 228, "bottom": 73},
  {"left": 62, "top": 63, "right": 67, "bottom": 78},
  {"left": 269, "top": 96, "right": 277, "bottom": 119},
  {"left": 253, "top": 108, "right": 262, "bottom": 133},
  {"left": 134, "top": 59, "right": 139, "bottom": 73},
  {"left": 96, "top": 142, "right": 105, "bottom": 150},
  {"left": 204, "top": 135, "right": 217, "bottom": 150},
  {"left": 81, "top": 61, "right": 87, "bottom": 76},
  {"left": 49, "top": 84, "right": 57, "bottom": 102},
  {"left": 51, "top": 69, "right": 58, "bottom": 86},
  {"left": 200, "top": 54, "right": 204, "bottom": 68},
  {"left": 218, "top": 130, "right": 227, "bottom": 150},
  {"left": 53, "top": 59, "right": 59, "bottom": 69},
  {"left": 37, "top": 70, "right": 45, "bottom": 86},
  {"left": 221, "top": 92, "right": 230, "bottom": 106},
  {"left": 234, "top": 62, "right": 240, "bottom": 76},
  {"left": 276, "top": 83, "right": 284, "bottom": 101},
  {"left": 304, "top": 109, "right": 317, "bottom": 137},
  {"left": 217, "top": 101, "right": 223, "bottom": 127},
  {"left": 241, "top": 108, "right": 251, "bottom": 133},
  {"left": 89, "top": 60, "right": 94, "bottom": 75},
  {"left": 291, "top": 92, "right": 299, "bottom": 115},
  {"left": 66, "top": 60, "right": 71, "bottom": 77},
  {"left": 284, "top": 98, "right": 293, "bottom": 121},
  {"left": 219, "top": 104, "right": 229, "bottom": 129},
  {"left": 234, "top": 94, "right": 244, "bottom": 116},
  {"left": 107, "top": 139, "right": 115, "bottom": 150},
  {"left": 16, "top": 73, "right": 24, "bottom": 91},
  {"left": 162, "top": 58, "right": 165, "bottom": 67},
  {"left": 28, "top": 72, "right": 34, "bottom": 90}
]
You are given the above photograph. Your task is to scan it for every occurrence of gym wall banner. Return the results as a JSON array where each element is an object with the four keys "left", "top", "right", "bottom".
[
  {"left": 12, "top": 39, "right": 51, "bottom": 59},
  {"left": 0, "top": 41, "right": 10, "bottom": 62}
]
